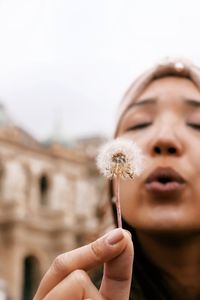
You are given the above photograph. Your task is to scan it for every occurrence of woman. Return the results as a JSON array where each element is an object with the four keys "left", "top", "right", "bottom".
[{"left": 33, "top": 58, "right": 200, "bottom": 300}]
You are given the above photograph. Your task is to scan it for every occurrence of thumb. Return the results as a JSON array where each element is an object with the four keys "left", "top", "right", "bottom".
[{"left": 100, "top": 230, "right": 134, "bottom": 300}]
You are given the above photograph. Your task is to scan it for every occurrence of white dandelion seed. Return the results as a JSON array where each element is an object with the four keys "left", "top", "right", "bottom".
[
  {"left": 96, "top": 138, "right": 145, "bottom": 228},
  {"left": 96, "top": 137, "right": 144, "bottom": 180}
]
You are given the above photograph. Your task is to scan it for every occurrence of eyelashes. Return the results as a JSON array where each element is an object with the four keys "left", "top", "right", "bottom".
[
  {"left": 187, "top": 123, "right": 200, "bottom": 130},
  {"left": 126, "top": 122, "right": 152, "bottom": 131},
  {"left": 125, "top": 122, "right": 200, "bottom": 132}
]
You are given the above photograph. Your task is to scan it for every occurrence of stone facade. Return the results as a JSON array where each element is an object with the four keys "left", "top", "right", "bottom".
[{"left": 0, "top": 126, "right": 114, "bottom": 300}]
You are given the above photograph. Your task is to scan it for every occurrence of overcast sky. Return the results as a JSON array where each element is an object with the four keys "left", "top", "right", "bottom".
[{"left": 0, "top": 0, "right": 200, "bottom": 142}]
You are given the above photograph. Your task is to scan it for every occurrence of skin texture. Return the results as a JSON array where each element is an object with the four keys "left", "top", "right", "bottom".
[
  {"left": 33, "top": 228, "right": 133, "bottom": 300},
  {"left": 35, "top": 76, "right": 200, "bottom": 300},
  {"left": 118, "top": 76, "right": 200, "bottom": 233},
  {"left": 117, "top": 76, "right": 200, "bottom": 299}
]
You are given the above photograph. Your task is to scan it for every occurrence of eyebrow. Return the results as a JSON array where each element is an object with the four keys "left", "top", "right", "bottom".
[
  {"left": 128, "top": 98, "right": 157, "bottom": 108},
  {"left": 128, "top": 98, "right": 200, "bottom": 109}
]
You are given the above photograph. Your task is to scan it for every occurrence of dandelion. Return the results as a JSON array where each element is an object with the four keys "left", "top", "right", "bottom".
[{"left": 96, "top": 138, "right": 144, "bottom": 228}]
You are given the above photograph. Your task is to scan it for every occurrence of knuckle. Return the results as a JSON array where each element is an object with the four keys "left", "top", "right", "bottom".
[
  {"left": 90, "top": 239, "right": 104, "bottom": 262},
  {"left": 71, "top": 269, "right": 89, "bottom": 286},
  {"left": 51, "top": 253, "right": 67, "bottom": 274}
]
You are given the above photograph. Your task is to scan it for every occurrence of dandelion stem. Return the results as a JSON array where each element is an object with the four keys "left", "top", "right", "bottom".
[{"left": 115, "top": 175, "right": 122, "bottom": 228}]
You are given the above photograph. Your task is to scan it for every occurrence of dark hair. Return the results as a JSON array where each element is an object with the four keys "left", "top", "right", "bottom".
[{"left": 110, "top": 184, "right": 174, "bottom": 300}]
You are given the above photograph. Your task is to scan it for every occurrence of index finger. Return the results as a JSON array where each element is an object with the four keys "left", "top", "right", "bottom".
[{"left": 34, "top": 228, "right": 130, "bottom": 300}]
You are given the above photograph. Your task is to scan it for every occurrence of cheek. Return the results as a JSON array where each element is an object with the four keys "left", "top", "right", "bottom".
[
  {"left": 120, "top": 180, "right": 140, "bottom": 224},
  {"left": 190, "top": 149, "right": 200, "bottom": 174},
  {"left": 120, "top": 131, "right": 151, "bottom": 155}
]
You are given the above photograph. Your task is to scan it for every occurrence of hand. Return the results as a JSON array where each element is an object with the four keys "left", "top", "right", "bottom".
[{"left": 33, "top": 228, "right": 133, "bottom": 300}]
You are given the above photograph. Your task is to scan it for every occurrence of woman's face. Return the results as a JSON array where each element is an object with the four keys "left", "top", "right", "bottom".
[{"left": 117, "top": 76, "right": 200, "bottom": 234}]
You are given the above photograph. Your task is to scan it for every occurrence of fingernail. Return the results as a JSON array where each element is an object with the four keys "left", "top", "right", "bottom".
[{"left": 107, "top": 228, "right": 124, "bottom": 245}]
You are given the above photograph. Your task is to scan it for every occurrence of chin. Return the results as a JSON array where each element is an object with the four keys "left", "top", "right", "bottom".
[
  {"left": 134, "top": 222, "right": 200, "bottom": 244},
  {"left": 126, "top": 208, "right": 196, "bottom": 236}
]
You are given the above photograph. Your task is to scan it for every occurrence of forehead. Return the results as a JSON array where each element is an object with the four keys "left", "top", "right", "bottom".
[{"left": 136, "top": 76, "right": 200, "bottom": 102}]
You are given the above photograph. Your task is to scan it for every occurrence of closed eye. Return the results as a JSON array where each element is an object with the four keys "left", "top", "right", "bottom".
[
  {"left": 187, "top": 123, "right": 200, "bottom": 130},
  {"left": 126, "top": 122, "right": 152, "bottom": 131}
]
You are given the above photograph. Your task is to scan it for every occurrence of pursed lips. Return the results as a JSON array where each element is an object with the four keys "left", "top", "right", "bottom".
[{"left": 145, "top": 167, "right": 186, "bottom": 194}]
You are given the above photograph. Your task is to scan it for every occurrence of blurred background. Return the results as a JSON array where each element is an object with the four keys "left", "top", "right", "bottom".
[
  {"left": 0, "top": 0, "right": 200, "bottom": 299},
  {"left": 1, "top": 0, "right": 200, "bottom": 142}
]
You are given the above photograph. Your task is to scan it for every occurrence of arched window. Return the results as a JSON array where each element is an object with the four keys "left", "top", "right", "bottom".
[
  {"left": 22, "top": 256, "right": 40, "bottom": 300},
  {"left": 39, "top": 174, "right": 49, "bottom": 206}
]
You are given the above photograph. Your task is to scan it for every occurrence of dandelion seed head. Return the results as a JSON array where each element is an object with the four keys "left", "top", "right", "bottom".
[{"left": 96, "top": 137, "right": 144, "bottom": 179}]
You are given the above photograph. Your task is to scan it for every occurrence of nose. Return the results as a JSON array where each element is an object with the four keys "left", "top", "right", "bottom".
[{"left": 150, "top": 123, "right": 183, "bottom": 156}]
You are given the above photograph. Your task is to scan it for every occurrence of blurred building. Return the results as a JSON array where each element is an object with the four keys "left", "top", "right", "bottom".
[{"left": 0, "top": 105, "right": 113, "bottom": 300}]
